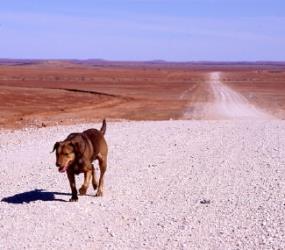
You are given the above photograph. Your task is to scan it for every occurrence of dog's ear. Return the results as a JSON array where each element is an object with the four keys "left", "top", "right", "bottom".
[
  {"left": 70, "top": 141, "right": 78, "bottom": 151},
  {"left": 70, "top": 141, "right": 82, "bottom": 156},
  {"left": 51, "top": 142, "right": 60, "bottom": 153},
  {"left": 70, "top": 141, "right": 84, "bottom": 165}
]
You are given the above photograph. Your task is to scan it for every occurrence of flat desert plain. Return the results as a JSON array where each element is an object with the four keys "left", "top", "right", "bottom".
[
  {"left": 0, "top": 61, "right": 285, "bottom": 249},
  {"left": 0, "top": 61, "right": 285, "bottom": 128}
]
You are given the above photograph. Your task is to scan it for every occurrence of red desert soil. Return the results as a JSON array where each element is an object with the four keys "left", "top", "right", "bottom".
[{"left": 0, "top": 60, "right": 284, "bottom": 128}]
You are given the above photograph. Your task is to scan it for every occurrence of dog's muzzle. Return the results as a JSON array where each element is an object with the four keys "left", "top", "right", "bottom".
[{"left": 56, "top": 162, "right": 69, "bottom": 173}]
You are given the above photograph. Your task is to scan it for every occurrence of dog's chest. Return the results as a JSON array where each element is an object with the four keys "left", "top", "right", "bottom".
[
  {"left": 73, "top": 163, "right": 91, "bottom": 175},
  {"left": 73, "top": 165, "right": 81, "bottom": 175}
]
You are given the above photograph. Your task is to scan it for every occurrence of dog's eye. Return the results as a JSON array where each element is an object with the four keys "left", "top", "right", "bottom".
[{"left": 64, "top": 153, "right": 69, "bottom": 156}]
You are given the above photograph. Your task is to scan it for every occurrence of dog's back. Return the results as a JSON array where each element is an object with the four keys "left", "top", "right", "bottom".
[
  {"left": 83, "top": 127, "right": 108, "bottom": 159},
  {"left": 61, "top": 120, "right": 107, "bottom": 163}
]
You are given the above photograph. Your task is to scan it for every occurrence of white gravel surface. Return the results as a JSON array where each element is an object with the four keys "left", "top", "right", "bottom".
[{"left": 0, "top": 120, "right": 285, "bottom": 249}]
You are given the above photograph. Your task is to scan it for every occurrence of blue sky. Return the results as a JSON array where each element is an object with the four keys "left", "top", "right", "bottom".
[{"left": 0, "top": 0, "right": 284, "bottom": 61}]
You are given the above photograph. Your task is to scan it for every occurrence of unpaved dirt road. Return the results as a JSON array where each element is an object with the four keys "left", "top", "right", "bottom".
[
  {"left": 209, "top": 72, "right": 272, "bottom": 119},
  {"left": 184, "top": 72, "right": 274, "bottom": 120},
  {"left": 0, "top": 121, "right": 284, "bottom": 249}
]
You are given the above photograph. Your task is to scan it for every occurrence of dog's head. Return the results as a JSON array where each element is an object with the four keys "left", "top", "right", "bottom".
[{"left": 52, "top": 141, "right": 77, "bottom": 173}]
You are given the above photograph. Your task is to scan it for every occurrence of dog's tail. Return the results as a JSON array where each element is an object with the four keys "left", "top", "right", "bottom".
[{"left": 100, "top": 119, "right": 106, "bottom": 135}]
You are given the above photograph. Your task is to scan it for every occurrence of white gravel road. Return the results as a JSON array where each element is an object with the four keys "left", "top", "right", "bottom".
[
  {"left": 0, "top": 120, "right": 285, "bottom": 249},
  {"left": 183, "top": 72, "right": 273, "bottom": 120},
  {"left": 209, "top": 72, "right": 272, "bottom": 119}
]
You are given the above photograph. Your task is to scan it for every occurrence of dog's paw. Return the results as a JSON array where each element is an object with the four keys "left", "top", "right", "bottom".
[
  {"left": 69, "top": 197, "right": 78, "bottom": 202},
  {"left": 95, "top": 190, "right": 103, "bottom": 197},
  {"left": 79, "top": 186, "right": 87, "bottom": 195}
]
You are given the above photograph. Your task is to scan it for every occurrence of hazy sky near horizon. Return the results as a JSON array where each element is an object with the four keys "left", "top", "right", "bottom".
[{"left": 0, "top": 0, "right": 284, "bottom": 61}]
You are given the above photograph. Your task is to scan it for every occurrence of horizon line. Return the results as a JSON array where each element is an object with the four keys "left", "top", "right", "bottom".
[{"left": 0, "top": 58, "right": 285, "bottom": 64}]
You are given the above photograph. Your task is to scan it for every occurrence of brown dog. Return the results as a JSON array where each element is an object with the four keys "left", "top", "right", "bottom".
[{"left": 52, "top": 119, "right": 108, "bottom": 202}]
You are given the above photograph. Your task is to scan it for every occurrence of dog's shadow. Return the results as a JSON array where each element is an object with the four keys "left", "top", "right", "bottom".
[{"left": 1, "top": 189, "right": 70, "bottom": 204}]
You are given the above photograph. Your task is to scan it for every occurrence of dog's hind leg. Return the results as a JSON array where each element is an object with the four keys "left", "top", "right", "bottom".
[
  {"left": 79, "top": 169, "right": 92, "bottom": 195},
  {"left": 96, "top": 156, "right": 107, "bottom": 197},
  {"left": 91, "top": 164, "right": 98, "bottom": 190}
]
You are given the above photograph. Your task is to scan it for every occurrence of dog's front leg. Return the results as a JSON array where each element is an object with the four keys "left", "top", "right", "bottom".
[
  {"left": 79, "top": 168, "right": 92, "bottom": 195},
  {"left": 67, "top": 170, "right": 78, "bottom": 202}
]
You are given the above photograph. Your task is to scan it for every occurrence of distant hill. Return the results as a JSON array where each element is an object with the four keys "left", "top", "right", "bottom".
[{"left": 0, "top": 58, "right": 285, "bottom": 69}]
